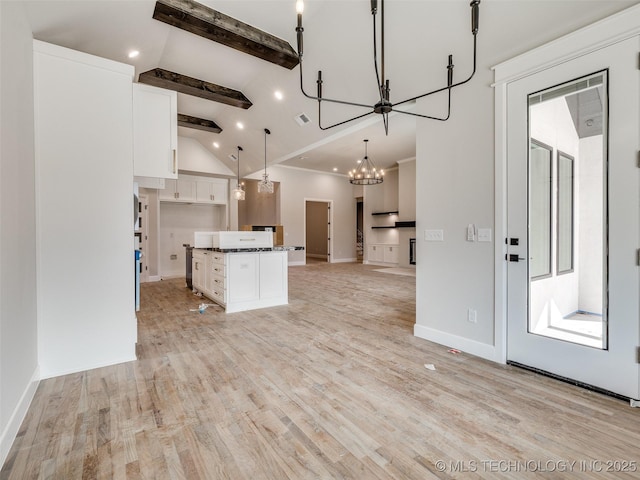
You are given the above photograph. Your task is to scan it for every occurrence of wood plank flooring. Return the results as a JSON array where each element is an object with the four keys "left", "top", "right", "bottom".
[{"left": 2, "top": 262, "right": 639, "bottom": 479}]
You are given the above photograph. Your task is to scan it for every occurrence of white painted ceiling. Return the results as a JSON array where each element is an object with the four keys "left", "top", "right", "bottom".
[{"left": 23, "top": 0, "right": 488, "bottom": 177}]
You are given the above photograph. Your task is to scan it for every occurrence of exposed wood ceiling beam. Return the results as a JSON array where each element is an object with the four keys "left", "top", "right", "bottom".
[
  {"left": 138, "top": 68, "right": 252, "bottom": 109},
  {"left": 153, "top": 0, "right": 299, "bottom": 70},
  {"left": 177, "top": 114, "right": 222, "bottom": 134}
]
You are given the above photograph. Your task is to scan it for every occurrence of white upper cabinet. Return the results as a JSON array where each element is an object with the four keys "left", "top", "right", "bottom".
[
  {"left": 159, "top": 178, "right": 196, "bottom": 202},
  {"left": 133, "top": 83, "right": 178, "bottom": 179},
  {"left": 196, "top": 179, "right": 227, "bottom": 204}
]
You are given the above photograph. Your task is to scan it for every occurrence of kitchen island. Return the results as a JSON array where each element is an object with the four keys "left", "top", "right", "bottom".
[{"left": 192, "top": 232, "right": 303, "bottom": 313}]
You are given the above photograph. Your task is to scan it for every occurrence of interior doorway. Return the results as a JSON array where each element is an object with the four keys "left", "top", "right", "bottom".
[
  {"left": 136, "top": 193, "right": 150, "bottom": 283},
  {"left": 305, "top": 200, "right": 331, "bottom": 263},
  {"left": 356, "top": 197, "right": 364, "bottom": 263}
]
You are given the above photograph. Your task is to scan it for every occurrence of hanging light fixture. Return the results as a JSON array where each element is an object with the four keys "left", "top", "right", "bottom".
[
  {"left": 295, "top": 0, "right": 481, "bottom": 134},
  {"left": 231, "top": 146, "right": 245, "bottom": 200},
  {"left": 258, "top": 128, "right": 274, "bottom": 194},
  {"left": 349, "top": 139, "right": 383, "bottom": 185}
]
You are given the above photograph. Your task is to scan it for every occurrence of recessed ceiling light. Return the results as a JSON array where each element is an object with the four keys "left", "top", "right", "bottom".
[
  {"left": 128, "top": 50, "right": 140, "bottom": 59},
  {"left": 332, "top": 167, "right": 338, "bottom": 172},
  {"left": 236, "top": 122, "right": 244, "bottom": 130},
  {"left": 213, "top": 142, "right": 219, "bottom": 148},
  {"left": 274, "top": 90, "right": 284, "bottom": 100}
]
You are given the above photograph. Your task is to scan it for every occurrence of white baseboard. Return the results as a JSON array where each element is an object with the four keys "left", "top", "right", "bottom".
[
  {"left": 39, "top": 354, "right": 137, "bottom": 380},
  {"left": 413, "top": 324, "right": 503, "bottom": 363},
  {"left": 1, "top": 366, "right": 40, "bottom": 467},
  {"left": 146, "top": 275, "right": 161, "bottom": 282},
  {"left": 289, "top": 261, "right": 306, "bottom": 266},
  {"left": 331, "top": 257, "right": 357, "bottom": 264}
]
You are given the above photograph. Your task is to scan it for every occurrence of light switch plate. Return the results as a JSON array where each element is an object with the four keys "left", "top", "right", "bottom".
[
  {"left": 478, "top": 228, "right": 492, "bottom": 242},
  {"left": 425, "top": 229, "right": 444, "bottom": 242}
]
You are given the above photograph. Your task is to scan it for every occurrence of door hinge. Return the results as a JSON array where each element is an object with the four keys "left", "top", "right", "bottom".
[
  {"left": 637, "top": 249, "right": 640, "bottom": 266},
  {"left": 636, "top": 346, "right": 640, "bottom": 364}
]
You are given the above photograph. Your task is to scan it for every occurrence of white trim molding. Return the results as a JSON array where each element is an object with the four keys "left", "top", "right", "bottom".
[{"left": 0, "top": 367, "right": 40, "bottom": 467}]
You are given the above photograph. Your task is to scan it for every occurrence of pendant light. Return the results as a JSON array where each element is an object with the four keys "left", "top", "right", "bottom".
[
  {"left": 349, "top": 139, "right": 383, "bottom": 185},
  {"left": 257, "top": 128, "right": 274, "bottom": 194},
  {"left": 231, "top": 146, "right": 245, "bottom": 200}
]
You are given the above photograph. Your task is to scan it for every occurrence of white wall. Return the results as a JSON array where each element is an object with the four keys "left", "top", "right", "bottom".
[
  {"left": 34, "top": 41, "right": 137, "bottom": 378},
  {"left": 159, "top": 203, "right": 226, "bottom": 277},
  {"left": 398, "top": 159, "right": 416, "bottom": 268},
  {"left": 414, "top": 1, "right": 633, "bottom": 359},
  {"left": 251, "top": 166, "right": 357, "bottom": 264},
  {"left": 578, "top": 135, "right": 604, "bottom": 314},
  {"left": 364, "top": 168, "right": 400, "bottom": 255},
  {"left": 178, "top": 136, "right": 235, "bottom": 177},
  {"left": 0, "top": 2, "right": 39, "bottom": 466}
]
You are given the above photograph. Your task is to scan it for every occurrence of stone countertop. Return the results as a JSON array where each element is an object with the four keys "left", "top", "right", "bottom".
[{"left": 194, "top": 246, "right": 304, "bottom": 253}]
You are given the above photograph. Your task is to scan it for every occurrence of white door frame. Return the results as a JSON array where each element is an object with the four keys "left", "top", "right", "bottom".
[
  {"left": 303, "top": 198, "right": 334, "bottom": 264},
  {"left": 493, "top": 4, "right": 640, "bottom": 364}
]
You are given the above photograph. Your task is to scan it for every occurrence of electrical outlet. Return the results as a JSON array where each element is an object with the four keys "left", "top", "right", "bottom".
[
  {"left": 170, "top": 254, "right": 177, "bottom": 260},
  {"left": 467, "top": 308, "right": 477, "bottom": 323}
]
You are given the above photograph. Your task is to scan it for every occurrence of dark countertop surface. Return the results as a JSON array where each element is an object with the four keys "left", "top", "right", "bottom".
[{"left": 193, "top": 246, "right": 304, "bottom": 253}]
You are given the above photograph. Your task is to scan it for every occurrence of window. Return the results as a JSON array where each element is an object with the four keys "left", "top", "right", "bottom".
[
  {"left": 529, "top": 139, "right": 553, "bottom": 279},
  {"left": 557, "top": 151, "right": 574, "bottom": 274}
]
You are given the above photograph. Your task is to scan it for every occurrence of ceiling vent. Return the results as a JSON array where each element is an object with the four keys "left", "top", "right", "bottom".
[{"left": 294, "top": 112, "right": 311, "bottom": 126}]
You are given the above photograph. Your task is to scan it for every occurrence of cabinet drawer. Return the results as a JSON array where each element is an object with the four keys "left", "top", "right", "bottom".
[
  {"left": 211, "top": 253, "right": 226, "bottom": 265},
  {"left": 209, "top": 287, "right": 226, "bottom": 305},
  {"left": 210, "top": 273, "right": 226, "bottom": 290},
  {"left": 211, "top": 263, "right": 226, "bottom": 276}
]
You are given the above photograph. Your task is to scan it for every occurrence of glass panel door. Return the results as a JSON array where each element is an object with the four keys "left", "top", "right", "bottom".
[
  {"left": 506, "top": 36, "right": 640, "bottom": 400},
  {"left": 528, "top": 71, "right": 607, "bottom": 349}
]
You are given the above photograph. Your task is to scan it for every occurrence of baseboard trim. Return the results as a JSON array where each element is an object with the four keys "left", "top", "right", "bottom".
[
  {"left": 413, "top": 324, "right": 502, "bottom": 363},
  {"left": 39, "top": 354, "right": 137, "bottom": 380},
  {"left": 289, "top": 261, "right": 306, "bottom": 266},
  {"left": 1, "top": 366, "right": 40, "bottom": 467},
  {"left": 331, "top": 257, "right": 357, "bottom": 264}
]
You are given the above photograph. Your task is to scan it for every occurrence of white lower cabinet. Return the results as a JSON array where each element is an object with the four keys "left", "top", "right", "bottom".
[
  {"left": 191, "top": 249, "right": 288, "bottom": 312},
  {"left": 368, "top": 244, "right": 399, "bottom": 266}
]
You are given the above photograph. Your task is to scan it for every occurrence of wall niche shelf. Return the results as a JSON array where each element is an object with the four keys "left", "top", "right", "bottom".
[
  {"left": 372, "top": 210, "right": 399, "bottom": 216},
  {"left": 372, "top": 221, "right": 416, "bottom": 229}
]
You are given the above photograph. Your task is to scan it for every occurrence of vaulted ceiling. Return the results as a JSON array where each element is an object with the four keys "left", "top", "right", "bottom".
[
  {"left": 23, "top": 0, "right": 474, "bottom": 177},
  {"left": 22, "top": 0, "right": 634, "bottom": 177}
]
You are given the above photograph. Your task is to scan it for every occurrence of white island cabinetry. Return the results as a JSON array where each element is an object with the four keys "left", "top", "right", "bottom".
[{"left": 192, "top": 249, "right": 288, "bottom": 313}]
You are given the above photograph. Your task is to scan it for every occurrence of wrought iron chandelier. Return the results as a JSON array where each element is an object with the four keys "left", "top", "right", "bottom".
[
  {"left": 258, "top": 128, "right": 274, "bottom": 193},
  {"left": 295, "top": 0, "right": 481, "bottom": 134},
  {"left": 231, "top": 146, "right": 245, "bottom": 200},
  {"left": 349, "top": 139, "right": 383, "bottom": 185}
]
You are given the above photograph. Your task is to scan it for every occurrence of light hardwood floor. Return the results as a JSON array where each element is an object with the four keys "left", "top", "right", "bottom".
[{"left": 2, "top": 262, "right": 639, "bottom": 479}]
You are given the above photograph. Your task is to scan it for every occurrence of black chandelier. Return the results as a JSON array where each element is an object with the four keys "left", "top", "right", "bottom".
[
  {"left": 349, "top": 139, "right": 383, "bottom": 185},
  {"left": 295, "top": 0, "right": 481, "bottom": 134}
]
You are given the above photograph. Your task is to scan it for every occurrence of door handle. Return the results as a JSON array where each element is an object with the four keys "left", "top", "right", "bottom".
[{"left": 506, "top": 254, "right": 526, "bottom": 262}]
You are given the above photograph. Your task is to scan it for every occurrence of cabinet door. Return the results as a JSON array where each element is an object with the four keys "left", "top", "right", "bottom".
[
  {"left": 159, "top": 178, "right": 177, "bottom": 201},
  {"left": 383, "top": 245, "right": 399, "bottom": 264},
  {"left": 211, "top": 182, "right": 227, "bottom": 205},
  {"left": 175, "top": 179, "right": 196, "bottom": 201},
  {"left": 259, "top": 252, "right": 287, "bottom": 299},
  {"left": 133, "top": 83, "right": 178, "bottom": 179},
  {"left": 228, "top": 254, "right": 259, "bottom": 303},
  {"left": 196, "top": 181, "right": 215, "bottom": 203},
  {"left": 368, "top": 245, "right": 383, "bottom": 262},
  {"left": 192, "top": 251, "right": 205, "bottom": 291}
]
